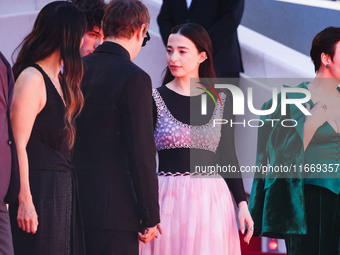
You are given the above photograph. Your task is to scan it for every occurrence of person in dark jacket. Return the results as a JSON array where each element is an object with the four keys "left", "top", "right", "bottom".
[
  {"left": 72, "top": 1, "right": 161, "bottom": 254},
  {"left": 0, "top": 51, "right": 19, "bottom": 255},
  {"left": 249, "top": 26, "right": 340, "bottom": 255}
]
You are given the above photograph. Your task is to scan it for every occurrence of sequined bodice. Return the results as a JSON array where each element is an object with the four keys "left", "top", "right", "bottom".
[{"left": 152, "top": 89, "right": 226, "bottom": 153}]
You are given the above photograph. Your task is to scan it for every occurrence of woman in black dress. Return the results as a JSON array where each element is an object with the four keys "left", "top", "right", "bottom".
[{"left": 9, "top": 1, "right": 86, "bottom": 254}]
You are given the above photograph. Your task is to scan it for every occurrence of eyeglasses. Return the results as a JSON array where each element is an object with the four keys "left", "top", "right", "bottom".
[{"left": 142, "top": 31, "right": 150, "bottom": 47}]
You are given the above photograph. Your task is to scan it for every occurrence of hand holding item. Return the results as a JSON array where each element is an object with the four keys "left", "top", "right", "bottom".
[
  {"left": 238, "top": 201, "right": 254, "bottom": 244},
  {"left": 138, "top": 223, "right": 163, "bottom": 244}
]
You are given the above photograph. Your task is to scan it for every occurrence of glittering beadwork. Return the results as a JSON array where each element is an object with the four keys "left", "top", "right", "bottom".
[
  {"left": 152, "top": 89, "right": 226, "bottom": 153},
  {"left": 157, "top": 171, "right": 218, "bottom": 177}
]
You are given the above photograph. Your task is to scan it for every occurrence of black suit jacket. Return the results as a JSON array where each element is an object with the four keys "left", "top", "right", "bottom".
[
  {"left": 157, "top": 0, "right": 244, "bottom": 76},
  {"left": 73, "top": 42, "right": 160, "bottom": 232},
  {"left": 0, "top": 51, "right": 20, "bottom": 204}
]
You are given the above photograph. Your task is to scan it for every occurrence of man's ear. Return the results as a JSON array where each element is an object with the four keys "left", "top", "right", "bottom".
[{"left": 137, "top": 24, "right": 147, "bottom": 42}]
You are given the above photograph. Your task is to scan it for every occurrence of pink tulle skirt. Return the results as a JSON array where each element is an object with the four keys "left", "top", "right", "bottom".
[{"left": 139, "top": 174, "right": 241, "bottom": 255}]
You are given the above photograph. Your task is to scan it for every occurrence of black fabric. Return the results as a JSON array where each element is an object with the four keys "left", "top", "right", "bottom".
[
  {"left": 284, "top": 185, "right": 340, "bottom": 255},
  {"left": 157, "top": 0, "right": 244, "bottom": 76},
  {"left": 73, "top": 41, "right": 160, "bottom": 232},
  {"left": 4, "top": 110, "right": 20, "bottom": 204},
  {"left": 24, "top": 65, "right": 72, "bottom": 171},
  {"left": 84, "top": 228, "right": 138, "bottom": 255},
  {"left": 153, "top": 85, "right": 247, "bottom": 205},
  {"left": 10, "top": 171, "right": 73, "bottom": 255},
  {"left": 9, "top": 64, "right": 85, "bottom": 255}
]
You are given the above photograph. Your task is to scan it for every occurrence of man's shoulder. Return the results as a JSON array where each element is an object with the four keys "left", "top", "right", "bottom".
[
  {"left": 127, "top": 62, "right": 149, "bottom": 78},
  {"left": 105, "top": 58, "right": 150, "bottom": 83},
  {"left": 83, "top": 52, "right": 148, "bottom": 76}
]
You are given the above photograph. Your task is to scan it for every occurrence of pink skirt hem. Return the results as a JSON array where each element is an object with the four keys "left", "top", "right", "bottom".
[{"left": 139, "top": 175, "right": 241, "bottom": 255}]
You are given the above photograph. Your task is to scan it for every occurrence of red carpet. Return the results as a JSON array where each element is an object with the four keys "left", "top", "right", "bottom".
[{"left": 239, "top": 231, "right": 286, "bottom": 255}]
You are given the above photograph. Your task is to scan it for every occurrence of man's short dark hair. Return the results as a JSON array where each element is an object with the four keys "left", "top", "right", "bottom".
[
  {"left": 71, "top": 0, "right": 105, "bottom": 31},
  {"left": 310, "top": 26, "right": 340, "bottom": 72},
  {"left": 103, "top": 0, "right": 150, "bottom": 39}
]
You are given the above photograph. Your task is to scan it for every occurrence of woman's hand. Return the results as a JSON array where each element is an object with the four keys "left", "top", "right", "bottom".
[
  {"left": 238, "top": 201, "right": 254, "bottom": 244},
  {"left": 17, "top": 195, "right": 39, "bottom": 234}
]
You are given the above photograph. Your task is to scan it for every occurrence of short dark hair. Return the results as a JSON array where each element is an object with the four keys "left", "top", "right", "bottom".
[
  {"left": 310, "top": 26, "right": 340, "bottom": 72},
  {"left": 103, "top": 0, "right": 150, "bottom": 39},
  {"left": 71, "top": 0, "right": 105, "bottom": 31}
]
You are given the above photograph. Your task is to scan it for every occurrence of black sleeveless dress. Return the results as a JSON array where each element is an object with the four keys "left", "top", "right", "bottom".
[{"left": 9, "top": 64, "right": 85, "bottom": 255}]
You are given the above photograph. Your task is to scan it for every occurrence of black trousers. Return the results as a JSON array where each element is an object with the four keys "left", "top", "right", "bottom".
[
  {"left": 0, "top": 202, "right": 14, "bottom": 255},
  {"left": 285, "top": 185, "right": 340, "bottom": 255},
  {"left": 85, "top": 227, "right": 138, "bottom": 255}
]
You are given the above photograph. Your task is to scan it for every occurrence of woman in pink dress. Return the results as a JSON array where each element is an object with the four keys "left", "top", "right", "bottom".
[{"left": 139, "top": 23, "right": 253, "bottom": 255}]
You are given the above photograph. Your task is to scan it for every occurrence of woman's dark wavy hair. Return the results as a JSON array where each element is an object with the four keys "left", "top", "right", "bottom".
[
  {"left": 162, "top": 23, "right": 216, "bottom": 85},
  {"left": 12, "top": 1, "right": 86, "bottom": 148}
]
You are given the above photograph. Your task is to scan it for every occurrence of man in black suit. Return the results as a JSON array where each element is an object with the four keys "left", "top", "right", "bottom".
[
  {"left": 0, "top": 51, "right": 19, "bottom": 255},
  {"left": 73, "top": 1, "right": 161, "bottom": 254},
  {"left": 158, "top": 0, "right": 244, "bottom": 78}
]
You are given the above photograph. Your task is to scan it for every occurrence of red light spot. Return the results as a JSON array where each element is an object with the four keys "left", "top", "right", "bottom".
[{"left": 269, "top": 239, "right": 278, "bottom": 250}]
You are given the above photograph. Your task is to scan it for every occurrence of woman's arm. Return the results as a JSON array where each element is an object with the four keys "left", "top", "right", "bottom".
[
  {"left": 10, "top": 67, "right": 45, "bottom": 234},
  {"left": 217, "top": 96, "right": 246, "bottom": 203},
  {"left": 217, "top": 95, "right": 253, "bottom": 243}
]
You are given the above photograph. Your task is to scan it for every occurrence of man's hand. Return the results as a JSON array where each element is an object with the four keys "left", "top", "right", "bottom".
[{"left": 138, "top": 223, "right": 163, "bottom": 244}]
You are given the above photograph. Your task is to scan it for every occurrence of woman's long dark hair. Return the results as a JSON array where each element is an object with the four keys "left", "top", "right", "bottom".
[
  {"left": 162, "top": 23, "right": 216, "bottom": 85},
  {"left": 12, "top": 1, "right": 86, "bottom": 148}
]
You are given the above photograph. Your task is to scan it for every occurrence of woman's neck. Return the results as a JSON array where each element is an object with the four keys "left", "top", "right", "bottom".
[
  {"left": 36, "top": 50, "right": 62, "bottom": 79},
  {"left": 308, "top": 78, "right": 339, "bottom": 98},
  {"left": 167, "top": 77, "right": 191, "bottom": 96},
  {"left": 167, "top": 73, "right": 204, "bottom": 96}
]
